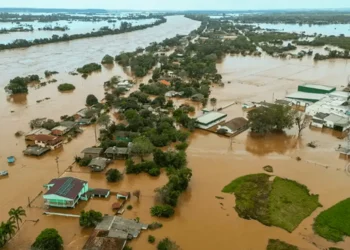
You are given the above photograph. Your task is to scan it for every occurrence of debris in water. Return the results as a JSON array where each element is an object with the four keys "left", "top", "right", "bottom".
[
  {"left": 307, "top": 141, "right": 317, "bottom": 148},
  {"left": 15, "top": 131, "right": 24, "bottom": 137},
  {"left": 263, "top": 165, "right": 273, "bottom": 173},
  {"left": 296, "top": 156, "right": 302, "bottom": 161},
  {"left": 215, "top": 196, "right": 224, "bottom": 199}
]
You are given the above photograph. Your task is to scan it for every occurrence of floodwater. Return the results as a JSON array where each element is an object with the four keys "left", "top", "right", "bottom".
[
  {"left": 1, "top": 15, "right": 350, "bottom": 250},
  {"left": 0, "top": 18, "right": 158, "bottom": 44},
  {"left": 251, "top": 23, "right": 350, "bottom": 36}
]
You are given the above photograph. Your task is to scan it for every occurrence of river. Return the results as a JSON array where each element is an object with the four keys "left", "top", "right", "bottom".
[{"left": 1, "top": 15, "right": 350, "bottom": 250}]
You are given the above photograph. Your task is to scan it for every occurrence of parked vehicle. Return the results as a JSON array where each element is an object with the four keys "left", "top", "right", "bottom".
[{"left": 0, "top": 170, "right": 8, "bottom": 176}]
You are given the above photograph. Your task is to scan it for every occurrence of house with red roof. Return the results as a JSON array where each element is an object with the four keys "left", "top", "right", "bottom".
[
  {"left": 34, "top": 134, "right": 63, "bottom": 150},
  {"left": 43, "top": 177, "right": 89, "bottom": 208},
  {"left": 159, "top": 79, "right": 171, "bottom": 86}
]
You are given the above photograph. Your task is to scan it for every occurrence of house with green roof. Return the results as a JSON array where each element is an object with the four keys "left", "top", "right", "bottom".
[{"left": 43, "top": 177, "right": 89, "bottom": 208}]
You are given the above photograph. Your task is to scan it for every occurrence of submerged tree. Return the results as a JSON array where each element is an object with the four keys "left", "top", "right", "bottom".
[
  {"left": 86, "top": 94, "right": 98, "bottom": 106},
  {"left": 131, "top": 136, "right": 154, "bottom": 161},
  {"left": 31, "top": 228, "right": 63, "bottom": 250},
  {"left": 295, "top": 112, "right": 311, "bottom": 137}
]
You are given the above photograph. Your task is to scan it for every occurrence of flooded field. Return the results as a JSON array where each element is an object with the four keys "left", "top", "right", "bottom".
[{"left": 1, "top": 15, "right": 350, "bottom": 250}]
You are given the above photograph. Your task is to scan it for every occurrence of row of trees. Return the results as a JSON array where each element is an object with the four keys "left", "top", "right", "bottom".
[
  {"left": 0, "top": 17, "right": 167, "bottom": 51},
  {"left": 0, "top": 207, "right": 26, "bottom": 248}
]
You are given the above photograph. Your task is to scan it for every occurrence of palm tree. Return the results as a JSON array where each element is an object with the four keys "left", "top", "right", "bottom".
[
  {"left": 8, "top": 206, "right": 26, "bottom": 230},
  {"left": 0, "top": 222, "right": 8, "bottom": 247},
  {"left": 3, "top": 220, "right": 16, "bottom": 239}
]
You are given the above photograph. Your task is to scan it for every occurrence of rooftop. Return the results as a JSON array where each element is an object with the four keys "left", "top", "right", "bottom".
[
  {"left": 105, "top": 147, "right": 130, "bottom": 155},
  {"left": 221, "top": 117, "right": 248, "bottom": 131},
  {"left": 34, "top": 134, "right": 62, "bottom": 145},
  {"left": 23, "top": 146, "right": 50, "bottom": 156},
  {"left": 159, "top": 79, "right": 171, "bottom": 86},
  {"left": 286, "top": 92, "right": 326, "bottom": 101},
  {"left": 314, "top": 112, "right": 330, "bottom": 120},
  {"left": 45, "top": 177, "right": 87, "bottom": 199},
  {"left": 82, "top": 147, "right": 104, "bottom": 154},
  {"left": 301, "top": 84, "right": 335, "bottom": 91},
  {"left": 88, "top": 157, "right": 108, "bottom": 170},
  {"left": 324, "top": 113, "right": 350, "bottom": 125},
  {"left": 52, "top": 126, "right": 68, "bottom": 132},
  {"left": 83, "top": 230, "right": 126, "bottom": 250},
  {"left": 26, "top": 128, "right": 51, "bottom": 136},
  {"left": 60, "top": 121, "right": 77, "bottom": 128},
  {"left": 196, "top": 112, "right": 227, "bottom": 125}
]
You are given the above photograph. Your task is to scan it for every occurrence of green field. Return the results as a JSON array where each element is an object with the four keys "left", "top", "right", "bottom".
[
  {"left": 222, "top": 174, "right": 321, "bottom": 232},
  {"left": 266, "top": 239, "right": 298, "bottom": 250},
  {"left": 313, "top": 198, "right": 350, "bottom": 242}
]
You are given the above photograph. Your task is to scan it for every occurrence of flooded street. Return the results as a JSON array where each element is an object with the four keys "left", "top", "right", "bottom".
[{"left": 1, "top": 15, "right": 350, "bottom": 250}]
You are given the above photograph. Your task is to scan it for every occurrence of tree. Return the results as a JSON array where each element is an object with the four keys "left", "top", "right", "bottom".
[
  {"left": 8, "top": 206, "right": 26, "bottom": 230},
  {"left": 150, "top": 205, "right": 175, "bottom": 218},
  {"left": 105, "top": 169, "right": 122, "bottom": 182},
  {"left": 131, "top": 136, "right": 154, "bottom": 161},
  {"left": 95, "top": 114, "right": 111, "bottom": 142},
  {"left": 247, "top": 104, "right": 295, "bottom": 135},
  {"left": 210, "top": 97, "right": 217, "bottom": 110},
  {"left": 295, "top": 112, "right": 311, "bottom": 137},
  {"left": 86, "top": 94, "right": 98, "bottom": 106},
  {"left": 31, "top": 228, "right": 63, "bottom": 250},
  {"left": 133, "top": 190, "right": 141, "bottom": 200},
  {"left": 2, "top": 221, "right": 16, "bottom": 241},
  {"left": 101, "top": 54, "right": 114, "bottom": 64},
  {"left": 57, "top": 83, "right": 75, "bottom": 92},
  {"left": 79, "top": 210, "right": 103, "bottom": 228},
  {"left": 157, "top": 238, "right": 180, "bottom": 250}
]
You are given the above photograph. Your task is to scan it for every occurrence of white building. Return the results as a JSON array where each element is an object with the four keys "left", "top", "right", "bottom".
[
  {"left": 305, "top": 93, "right": 349, "bottom": 117},
  {"left": 196, "top": 112, "right": 227, "bottom": 129},
  {"left": 323, "top": 114, "right": 350, "bottom": 132}
]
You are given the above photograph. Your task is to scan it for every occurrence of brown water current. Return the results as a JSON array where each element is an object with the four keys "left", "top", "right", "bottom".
[{"left": 1, "top": 15, "right": 350, "bottom": 250}]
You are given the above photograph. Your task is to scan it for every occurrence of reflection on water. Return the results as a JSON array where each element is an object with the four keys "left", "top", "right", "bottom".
[
  {"left": 6, "top": 93, "right": 27, "bottom": 105},
  {"left": 245, "top": 132, "right": 299, "bottom": 156}
]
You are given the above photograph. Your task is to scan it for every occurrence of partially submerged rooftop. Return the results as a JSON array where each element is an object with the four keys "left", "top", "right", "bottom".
[
  {"left": 82, "top": 147, "right": 104, "bottom": 155},
  {"left": 221, "top": 117, "right": 248, "bottom": 131},
  {"left": 45, "top": 177, "right": 87, "bottom": 199},
  {"left": 286, "top": 92, "right": 325, "bottom": 102},
  {"left": 196, "top": 111, "right": 227, "bottom": 125},
  {"left": 23, "top": 146, "right": 50, "bottom": 156}
]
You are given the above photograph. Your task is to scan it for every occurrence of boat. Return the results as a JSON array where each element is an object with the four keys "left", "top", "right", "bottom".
[
  {"left": 7, "top": 156, "right": 15, "bottom": 163},
  {"left": 0, "top": 170, "right": 8, "bottom": 176}
]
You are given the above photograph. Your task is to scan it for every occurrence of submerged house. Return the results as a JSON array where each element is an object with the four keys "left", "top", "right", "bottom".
[
  {"left": 311, "top": 112, "right": 329, "bottom": 128},
  {"left": 104, "top": 144, "right": 131, "bottom": 159},
  {"left": 83, "top": 216, "right": 148, "bottom": 250},
  {"left": 196, "top": 111, "right": 227, "bottom": 129},
  {"left": 43, "top": 177, "right": 89, "bottom": 208},
  {"left": 88, "top": 157, "right": 109, "bottom": 172},
  {"left": 81, "top": 147, "right": 104, "bottom": 159},
  {"left": 323, "top": 114, "right": 350, "bottom": 132},
  {"left": 217, "top": 117, "right": 249, "bottom": 135},
  {"left": 33, "top": 134, "right": 63, "bottom": 150},
  {"left": 25, "top": 128, "right": 51, "bottom": 141},
  {"left": 51, "top": 126, "right": 69, "bottom": 136}
]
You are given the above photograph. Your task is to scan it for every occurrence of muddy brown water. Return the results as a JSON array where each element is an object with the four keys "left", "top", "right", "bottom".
[{"left": 1, "top": 16, "right": 350, "bottom": 249}]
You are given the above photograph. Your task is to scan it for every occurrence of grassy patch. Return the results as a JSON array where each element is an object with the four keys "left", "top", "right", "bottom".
[
  {"left": 313, "top": 198, "right": 350, "bottom": 242},
  {"left": 223, "top": 174, "right": 321, "bottom": 232},
  {"left": 266, "top": 239, "right": 298, "bottom": 250},
  {"left": 269, "top": 177, "right": 321, "bottom": 232}
]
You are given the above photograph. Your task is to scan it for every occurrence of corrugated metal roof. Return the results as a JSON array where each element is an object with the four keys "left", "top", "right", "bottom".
[
  {"left": 287, "top": 92, "right": 325, "bottom": 101},
  {"left": 45, "top": 177, "right": 86, "bottom": 199},
  {"left": 302, "top": 84, "right": 335, "bottom": 91},
  {"left": 196, "top": 112, "right": 227, "bottom": 125}
]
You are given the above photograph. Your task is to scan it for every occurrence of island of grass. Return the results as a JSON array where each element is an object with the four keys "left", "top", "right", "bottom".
[
  {"left": 313, "top": 198, "right": 350, "bottom": 242},
  {"left": 222, "top": 173, "right": 321, "bottom": 232},
  {"left": 58, "top": 83, "right": 75, "bottom": 92},
  {"left": 266, "top": 239, "right": 298, "bottom": 250},
  {"left": 77, "top": 63, "right": 102, "bottom": 74}
]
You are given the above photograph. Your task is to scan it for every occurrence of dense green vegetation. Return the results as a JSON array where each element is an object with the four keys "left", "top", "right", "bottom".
[
  {"left": 313, "top": 198, "right": 350, "bottom": 242},
  {"left": 101, "top": 54, "right": 114, "bottom": 64},
  {"left": 105, "top": 169, "right": 123, "bottom": 182},
  {"left": 157, "top": 238, "right": 180, "bottom": 250},
  {"left": 151, "top": 205, "right": 175, "bottom": 218},
  {"left": 31, "top": 228, "right": 63, "bottom": 250},
  {"left": 148, "top": 235, "right": 155, "bottom": 243},
  {"left": 44, "top": 70, "right": 58, "bottom": 77},
  {"left": 296, "top": 36, "right": 350, "bottom": 51},
  {"left": 222, "top": 174, "right": 321, "bottom": 232},
  {"left": 247, "top": 104, "right": 296, "bottom": 135},
  {"left": 4, "top": 75, "right": 39, "bottom": 94},
  {"left": 79, "top": 210, "right": 103, "bottom": 228},
  {"left": 77, "top": 63, "right": 101, "bottom": 74},
  {"left": 266, "top": 239, "right": 298, "bottom": 250},
  {"left": 86, "top": 94, "right": 99, "bottom": 106},
  {"left": 0, "top": 17, "right": 167, "bottom": 51},
  {"left": 57, "top": 83, "right": 75, "bottom": 92}
]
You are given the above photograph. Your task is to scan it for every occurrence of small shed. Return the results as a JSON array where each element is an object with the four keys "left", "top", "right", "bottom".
[
  {"left": 112, "top": 202, "right": 123, "bottom": 210},
  {"left": 81, "top": 148, "right": 103, "bottom": 159},
  {"left": 88, "top": 157, "right": 109, "bottom": 172},
  {"left": 116, "top": 192, "right": 130, "bottom": 200},
  {"left": 86, "top": 188, "right": 110, "bottom": 198}
]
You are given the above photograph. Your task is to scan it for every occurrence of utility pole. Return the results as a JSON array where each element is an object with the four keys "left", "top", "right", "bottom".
[{"left": 55, "top": 157, "right": 59, "bottom": 177}]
